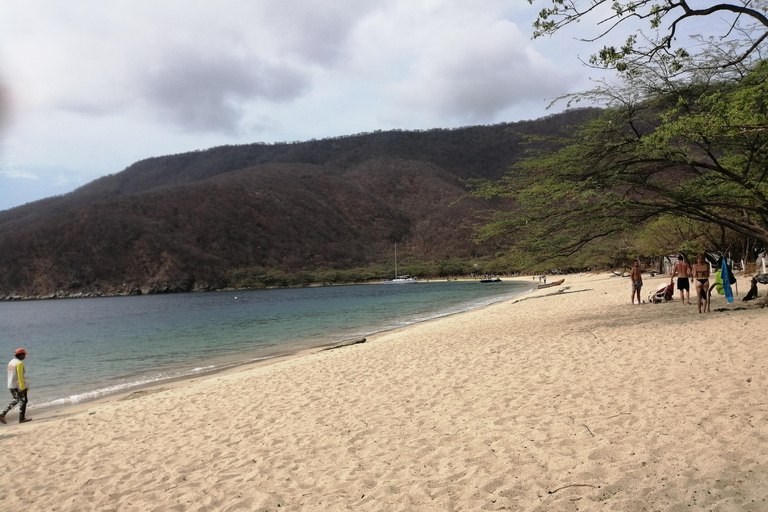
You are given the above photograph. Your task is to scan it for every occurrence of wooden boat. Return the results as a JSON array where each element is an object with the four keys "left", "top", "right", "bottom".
[{"left": 537, "top": 278, "right": 564, "bottom": 289}]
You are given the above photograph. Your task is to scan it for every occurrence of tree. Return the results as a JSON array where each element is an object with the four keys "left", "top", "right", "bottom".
[
  {"left": 532, "top": 0, "right": 768, "bottom": 72},
  {"left": 468, "top": 1, "right": 768, "bottom": 267},
  {"left": 471, "top": 61, "right": 768, "bottom": 259},
  {"left": 626, "top": 216, "right": 760, "bottom": 268}
]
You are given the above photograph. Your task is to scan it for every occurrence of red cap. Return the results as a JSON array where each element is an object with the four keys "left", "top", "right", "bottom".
[{"left": 14, "top": 348, "right": 27, "bottom": 355}]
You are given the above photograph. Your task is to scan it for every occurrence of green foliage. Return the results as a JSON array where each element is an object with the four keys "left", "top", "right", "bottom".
[
  {"left": 530, "top": 0, "right": 768, "bottom": 74},
  {"left": 628, "top": 216, "right": 720, "bottom": 257},
  {"left": 493, "top": 0, "right": 768, "bottom": 268},
  {"left": 471, "top": 62, "right": 768, "bottom": 264}
]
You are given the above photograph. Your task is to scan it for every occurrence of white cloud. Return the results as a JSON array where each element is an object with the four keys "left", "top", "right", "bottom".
[
  {"left": 256, "top": 0, "right": 381, "bottom": 65},
  {"left": 343, "top": 0, "right": 579, "bottom": 126},
  {"left": 386, "top": 19, "right": 574, "bottom": 124},
  {"left": 0, "top": 166, "right": 39, "bottom": 180},
  {"left": 0, "top": 0, "right": 597, "bottom": 211},
  {"left": 135, "top": 49, "right": 310, "bottom": 134},
  {"left": 1, "top": 1, "right": 579, "bottom": 134}
]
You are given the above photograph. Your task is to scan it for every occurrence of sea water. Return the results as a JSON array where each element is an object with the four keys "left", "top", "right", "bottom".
[{"left": 0, "top": 280, "right": 532, "bottom": 410}]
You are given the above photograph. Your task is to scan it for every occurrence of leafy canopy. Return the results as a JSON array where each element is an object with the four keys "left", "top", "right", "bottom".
[{"left": 471, "top": 60, "right": 768, "bottom": 259}]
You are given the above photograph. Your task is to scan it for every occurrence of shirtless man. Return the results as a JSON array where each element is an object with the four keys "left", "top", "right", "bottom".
[
  {"left": 670, "top": 255, "right": 692, "bottom": 305},
  {"left": 630, "top": 261, "right": 643, "bottom": 305}
]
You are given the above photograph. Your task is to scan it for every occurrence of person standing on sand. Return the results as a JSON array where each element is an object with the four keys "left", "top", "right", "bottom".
[
  {"left": 693, "top": 253, "right": 711, "bottom": 314},
  {"left": 630, "top": 261, "right": 643, "bottom": 305},
  {"left": 0, "top": 348, "right": 32, "bottom": 424},
  {"left": 670, "top": 255, "right": 692, "bottom": 305}
]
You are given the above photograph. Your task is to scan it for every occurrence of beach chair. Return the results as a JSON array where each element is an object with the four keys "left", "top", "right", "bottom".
[{"left": 649, "top": 282, "right": 674, "bottom": 303}]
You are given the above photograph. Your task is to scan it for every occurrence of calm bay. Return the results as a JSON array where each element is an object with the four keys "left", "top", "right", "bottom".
[{"left": 0, "top": 280, "right": 532, "bottom": 411}]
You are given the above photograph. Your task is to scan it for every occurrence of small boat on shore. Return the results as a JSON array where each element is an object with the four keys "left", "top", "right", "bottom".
[
  {"left": 537, "top": 278, "right": 564, "bottom": 289},
  {"left": 479, "top": 275, "right": 502, "bottom": 283}
]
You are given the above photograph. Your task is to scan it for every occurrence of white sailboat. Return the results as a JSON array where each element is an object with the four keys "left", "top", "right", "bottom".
[{"left": 380, "top": 243, "right": 418, "bottom": 284}]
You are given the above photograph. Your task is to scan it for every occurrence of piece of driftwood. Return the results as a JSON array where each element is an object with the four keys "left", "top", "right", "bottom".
[
  {"left": 548, "top": 483, "right": 599, "bottom": 494},
  {"left": 323, "top": 338, "right": 366, "bottom": 351},
  {"left": 511, "top": 287, "right": 593, "bottom": 304}
]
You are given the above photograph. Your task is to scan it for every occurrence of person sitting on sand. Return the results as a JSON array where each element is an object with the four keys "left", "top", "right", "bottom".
[
  {"left": 670, "top": 255, "right": 692, "bottom": 305},
  {"left": 693, "top": 253, "right": 711, "bottom": 313},
  {"left": 630, "top": 261, "right": 643, "bottom": 305}
]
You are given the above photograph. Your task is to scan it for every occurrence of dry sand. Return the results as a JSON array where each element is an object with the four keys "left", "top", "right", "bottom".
[{"left": 1, "top": 273, "right": 767, "bottom": 511}]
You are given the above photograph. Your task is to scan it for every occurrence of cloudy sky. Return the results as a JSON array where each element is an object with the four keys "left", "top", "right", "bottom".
[{"left": 0, "top": 1, "right": 611, "bottom": 212}]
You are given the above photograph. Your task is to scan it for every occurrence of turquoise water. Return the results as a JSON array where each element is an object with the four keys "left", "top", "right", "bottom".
[{"left": 0, "top": 280, "right": 532, "bottom": 409}]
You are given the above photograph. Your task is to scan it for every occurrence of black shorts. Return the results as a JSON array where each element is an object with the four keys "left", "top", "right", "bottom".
[{"left": 676, "top": 277, "right": 689, "bottom": 291}]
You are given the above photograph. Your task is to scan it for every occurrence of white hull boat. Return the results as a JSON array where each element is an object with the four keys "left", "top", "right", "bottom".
[
  {"left": 380, "top": 243, "right": 418, "bottom": 284},
  {"left": 381, "top": 275, "right": 418, "bottom": 284}
]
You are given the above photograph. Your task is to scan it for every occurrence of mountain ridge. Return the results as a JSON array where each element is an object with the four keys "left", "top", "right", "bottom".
[{"left": 0, "top": 109, "right": 598, "bottom": 298}]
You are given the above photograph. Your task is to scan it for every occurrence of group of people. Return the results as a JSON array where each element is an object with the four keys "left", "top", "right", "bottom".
[
  {"left": 670, "top": 254, "right": 713, "bottom": 313},
  {"left": 631, "top": 254, "right": 713, "bottom": 313}
]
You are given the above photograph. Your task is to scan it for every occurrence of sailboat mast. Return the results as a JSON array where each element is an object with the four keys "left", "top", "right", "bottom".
[{"left": 394, "top": 243, "right": 398, "bottom": 278}]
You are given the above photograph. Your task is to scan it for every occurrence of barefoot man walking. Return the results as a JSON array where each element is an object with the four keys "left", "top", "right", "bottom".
[
  {"left": 631, "top": 261, "right": 643, "bottom": 305},
  {"left": 670, "top": 255, "right": 692, "bottom": 305}
]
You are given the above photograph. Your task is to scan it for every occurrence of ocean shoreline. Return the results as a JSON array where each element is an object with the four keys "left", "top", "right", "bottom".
[
  {"left": 24, "top": 277, "right": 538, "bottom": 421},
  {"left": 0, "top": 274, "right": 530, "bottom": 301}
]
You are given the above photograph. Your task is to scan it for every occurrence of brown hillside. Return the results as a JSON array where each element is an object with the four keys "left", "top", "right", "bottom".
[{"left": 0, "top": 110, "right": 598, "bottom": 298}]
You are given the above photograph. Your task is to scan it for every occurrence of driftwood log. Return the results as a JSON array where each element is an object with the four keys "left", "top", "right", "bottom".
[{"left": 323, "top": 338, "right": 366, "bottom": 351}]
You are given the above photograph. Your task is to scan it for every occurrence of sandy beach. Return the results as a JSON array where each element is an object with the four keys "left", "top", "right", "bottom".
[{"left": 1, "top": 272, "right": 766, "bottom": 511}]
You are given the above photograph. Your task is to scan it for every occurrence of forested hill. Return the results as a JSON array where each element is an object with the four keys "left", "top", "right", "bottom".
[{"left": 0, "top": 109, "right": 596, "bottom": 298}]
